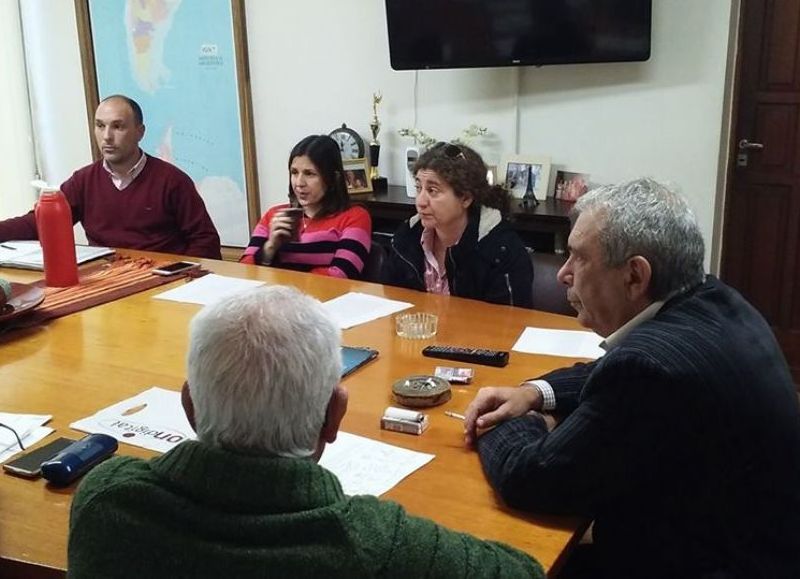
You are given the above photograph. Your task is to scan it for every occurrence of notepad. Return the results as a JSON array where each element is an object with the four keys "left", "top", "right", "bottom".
[{"left": 0, "top": 241, "right": 114, "bottom": 271}]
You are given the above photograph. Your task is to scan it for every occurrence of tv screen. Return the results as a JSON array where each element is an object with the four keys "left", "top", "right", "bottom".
[{"left": 385, "top": 0, "right": 652, "bottom": 70}]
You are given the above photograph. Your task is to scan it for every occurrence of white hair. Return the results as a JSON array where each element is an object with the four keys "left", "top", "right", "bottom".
[
  {"left": 573, "top": 178, "right": 706, "bottom": 300},
  {"left": 186, "top": 285, "right": 342, "bottom": 458}
]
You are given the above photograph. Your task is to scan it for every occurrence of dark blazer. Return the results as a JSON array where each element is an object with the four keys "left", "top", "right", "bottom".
[
  {"left": 382, "top": 205, "right": 534, "bottom": 308},
  {"left": 478, "top": 276, "right": 800, "bottom": 578}
]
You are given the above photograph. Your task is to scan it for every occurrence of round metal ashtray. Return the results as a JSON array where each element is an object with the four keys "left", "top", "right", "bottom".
[{"left": 392, "top": 375, "right": 452, "bottom": 408}]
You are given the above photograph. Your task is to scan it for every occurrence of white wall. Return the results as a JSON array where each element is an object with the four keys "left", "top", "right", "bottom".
[
  {"left": 14, "top": 0, "right": 734, "bottom": 267},
  {"left": 0, "top": 0, "right": 36, "bottom": 218},
  {"left": 249, "top": 0, "right": 733, "bottom": 266},
  {"left": 20, "top": 0, "right": 93, "bottom": 188}
]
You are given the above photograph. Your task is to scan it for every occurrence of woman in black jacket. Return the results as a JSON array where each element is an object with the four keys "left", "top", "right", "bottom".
[{"left": 382, "top": 142, "right": 533, "bottom": 308}]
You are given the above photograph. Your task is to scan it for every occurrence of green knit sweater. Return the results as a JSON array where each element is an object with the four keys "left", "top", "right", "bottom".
[{"left": 68, "top": 441, "right": 543, "bottom": 578}]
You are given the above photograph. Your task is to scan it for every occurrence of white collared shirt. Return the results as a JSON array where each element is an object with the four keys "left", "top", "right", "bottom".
[
  {"left": 103, "top": 150, "right": 147, "bottom": 190},
  {"left": 599, "top": 299, "right": 665, "bottom": 351},
  {"left": 527, "top": 300, "right": 665, "bottom": 411}
]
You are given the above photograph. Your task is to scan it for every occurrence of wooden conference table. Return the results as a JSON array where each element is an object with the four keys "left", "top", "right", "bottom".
[{"left": 0, "top": 252, "right": 589, "bottom": 578}]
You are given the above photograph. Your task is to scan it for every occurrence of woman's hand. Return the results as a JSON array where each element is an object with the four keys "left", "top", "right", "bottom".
[{"left": 261, "top": 211, "right": 297, "bottom": 263}]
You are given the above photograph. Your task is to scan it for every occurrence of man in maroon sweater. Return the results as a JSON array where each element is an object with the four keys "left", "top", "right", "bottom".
[{"left": 0, "top": 95, "right": 221, "bottom": 259}]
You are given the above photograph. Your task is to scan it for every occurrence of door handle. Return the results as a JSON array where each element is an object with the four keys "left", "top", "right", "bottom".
[{"left": 738, "top": 139, "right": 764, "bottom": 151}]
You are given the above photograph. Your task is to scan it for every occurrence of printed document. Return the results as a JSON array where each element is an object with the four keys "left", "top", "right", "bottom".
[{"left": 71, "top": 387, "right": 196, "bottom": 453}]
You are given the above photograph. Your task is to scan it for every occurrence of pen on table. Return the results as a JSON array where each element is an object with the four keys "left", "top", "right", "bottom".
[
  {"left": 444, "top": 411, "right": 465, "bottom": 421},
  {"left": 0, "top": 244, "right": 16, "bottom": 250}
]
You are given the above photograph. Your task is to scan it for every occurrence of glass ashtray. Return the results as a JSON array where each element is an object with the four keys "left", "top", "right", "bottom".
[{"left": 395, "top": 312, "right": 438, "bottom": 339}]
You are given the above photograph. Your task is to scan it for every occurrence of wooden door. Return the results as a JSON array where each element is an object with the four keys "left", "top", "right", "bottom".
[{"left": 722, "top": 0, "right": 800, "bottom": 382}]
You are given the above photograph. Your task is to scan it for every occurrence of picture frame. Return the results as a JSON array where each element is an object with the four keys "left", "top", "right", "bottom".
[
  {"left": 554, "top": 170, "right": 591, "bottom": 202},
  {"left": 500, "top": 155, "right": 552, "bottom": 200},
  {"left": 74, "top": 0, "right": 261, "bottom": 251},
  {"left": 343, "top": 157, "right": 373, "bottom": 194}
]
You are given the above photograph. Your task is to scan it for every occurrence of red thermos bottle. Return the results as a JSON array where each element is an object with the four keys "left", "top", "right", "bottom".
[{"left": 35, "top": 189, "right": 78, "bottom": 287}]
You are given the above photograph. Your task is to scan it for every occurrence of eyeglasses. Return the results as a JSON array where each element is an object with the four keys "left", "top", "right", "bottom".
[{"left": 433, "top": 142, "right": 466, "bottom": 161}]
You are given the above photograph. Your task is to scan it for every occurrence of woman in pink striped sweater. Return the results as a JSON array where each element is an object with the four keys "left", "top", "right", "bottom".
[{"left": 240, "top": 135, "right": 371, "bottom": 279}]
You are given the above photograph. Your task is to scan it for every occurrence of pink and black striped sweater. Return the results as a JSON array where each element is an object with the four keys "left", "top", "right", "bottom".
[{"left": 240, "top": 204, "right": 371, "bottom": 279}]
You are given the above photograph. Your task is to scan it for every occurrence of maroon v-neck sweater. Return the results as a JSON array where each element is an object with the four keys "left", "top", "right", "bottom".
[{"left": 0, "top": 155, "right": 221, "bottom": 259}]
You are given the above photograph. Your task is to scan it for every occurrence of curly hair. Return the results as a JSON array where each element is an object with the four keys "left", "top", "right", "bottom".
[{"left": 414, "top": 142, "right": 511, "bottom": 215}]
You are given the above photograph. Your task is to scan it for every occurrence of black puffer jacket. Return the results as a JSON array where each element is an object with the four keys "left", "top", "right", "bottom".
[{"left": 382, "top": 205, "right": 534, "bottom": 308}]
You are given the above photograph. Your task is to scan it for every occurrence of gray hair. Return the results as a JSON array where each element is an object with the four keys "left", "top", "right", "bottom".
[
  {"left": 574, "top": 178, "right": 705, "bottom": 300},
  {"left": 186, "top": 285, "right": 342, "bottom": 457}
]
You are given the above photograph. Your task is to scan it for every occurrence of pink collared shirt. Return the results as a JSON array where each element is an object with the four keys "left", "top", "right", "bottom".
[
  {"left": 103, "top": 150, "right": 147, "bottom": 190},
  {"left": 421, "top": 227, "right": 450, "bottom": 295}
]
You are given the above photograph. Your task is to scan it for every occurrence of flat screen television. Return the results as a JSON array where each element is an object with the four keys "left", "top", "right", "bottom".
[{"left": 385, "top": 0, "right": 652, "bottom": 70}]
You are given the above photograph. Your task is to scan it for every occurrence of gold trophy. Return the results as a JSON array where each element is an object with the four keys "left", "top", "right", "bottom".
[{"left": 369, "top": 92, "right": 387, "bottom": 191}]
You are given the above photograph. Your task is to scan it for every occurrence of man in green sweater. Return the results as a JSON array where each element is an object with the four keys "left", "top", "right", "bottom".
[{"left": 67, "top": 285, "right": 543, "bottom": 578}]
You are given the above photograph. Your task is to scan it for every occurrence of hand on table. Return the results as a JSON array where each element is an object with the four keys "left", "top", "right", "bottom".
[{"left": 464, "top": 385, "right": 542, "bottom": 446}]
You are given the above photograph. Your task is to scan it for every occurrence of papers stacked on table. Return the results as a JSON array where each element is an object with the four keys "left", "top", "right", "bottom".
[
  {"left": 0, "top": 241, "right": 114, "bottom": 270},
  {"left": 0, "top": 413, "right": 54, "bottom": 463}
]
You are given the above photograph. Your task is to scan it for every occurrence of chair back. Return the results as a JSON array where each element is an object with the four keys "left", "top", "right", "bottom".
[
  {"left": 530, "top": 251, "right": 574, "bottom": 316},
  {"left": 362, "top": 242, "right": 386, "bottom": 282}
]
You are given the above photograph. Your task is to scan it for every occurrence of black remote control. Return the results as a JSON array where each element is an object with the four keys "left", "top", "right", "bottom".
[{"left": 422, "top": 345, "right": 509, "bottom": 367}]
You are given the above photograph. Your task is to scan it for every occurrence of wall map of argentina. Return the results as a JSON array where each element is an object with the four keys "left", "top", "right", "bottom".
[{"left": 89, "top": 0, "right": 249, "bottom": 246}]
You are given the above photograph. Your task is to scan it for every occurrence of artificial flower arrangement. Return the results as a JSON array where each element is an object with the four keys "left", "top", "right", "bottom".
[{"left": 397, "top": 124, "right": 488, "bottom": 148}]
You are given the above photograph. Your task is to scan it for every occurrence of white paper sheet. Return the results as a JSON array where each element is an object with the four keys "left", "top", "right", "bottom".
[
  {"left": 0, "top": 426, "right": 56, "bottom": 463},
  {"left": 71, "top": 387, "right": 196, "bottom": 453},
  {"left": 152, "top": 274, "right": 265, "bottom": 306},
  {"left": 322, "top": 292, "right": 413, "bottom": 329},
  {"left": 0, "top": 413, "right": 53, "bottom": 456},
  {"left": 513, "top": 326, "right": 605, "bottom": 359},
  {"left": 319, "top": 431, "right": 435, "bottom": 496}
]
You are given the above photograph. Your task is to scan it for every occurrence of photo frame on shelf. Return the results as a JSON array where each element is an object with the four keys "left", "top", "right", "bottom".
[
  {"left": 500, "top": 155, "right": 552, "bottom": 200},
  {"left": 343, "top": 157, "right": 373, "bottom": 194},
  {"left": 554, "top": 170, "right": 590, "bottom": 202}
]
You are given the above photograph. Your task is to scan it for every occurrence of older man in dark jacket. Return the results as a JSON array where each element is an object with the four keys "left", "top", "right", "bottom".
[{"left": 465, "top": 178, "right": 800, "bottom": 578}]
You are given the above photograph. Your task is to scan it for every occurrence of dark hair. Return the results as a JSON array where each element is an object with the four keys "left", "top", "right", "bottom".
[
  {"left": 100, "top": 94, "right": 144, "bottom": 126},
  {"left": 287, "top": 135, "right": 350, "bottom": 218},
  {"left": 414, "top": 142, "right": 511, "bottom": 215}
]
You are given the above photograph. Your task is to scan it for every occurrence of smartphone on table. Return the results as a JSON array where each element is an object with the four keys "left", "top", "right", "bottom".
[
  {"left": 152, "top": 261, "right": 200, "bottom": 276},
  {"left": 341, "top": 346, "right": 379, "bottom": 378},
  {"left": 2, "top": 437, "right": 75, "bottom": 478}
]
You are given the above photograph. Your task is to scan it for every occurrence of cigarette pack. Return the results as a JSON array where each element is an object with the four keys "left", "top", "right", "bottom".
[
  {"left": 380, "top": 406, "right": 429, "bottom": 435},
  {"left": 380, "top": 415, "right": 429, "bottom": 435},
  {"left": 434, "top": 366, "right": 474, "bottom": 384}
]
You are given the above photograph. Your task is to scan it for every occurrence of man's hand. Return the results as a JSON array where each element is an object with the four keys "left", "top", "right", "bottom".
[{"left": 464, "top": 385, "right": 542, "bottom": 446}]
